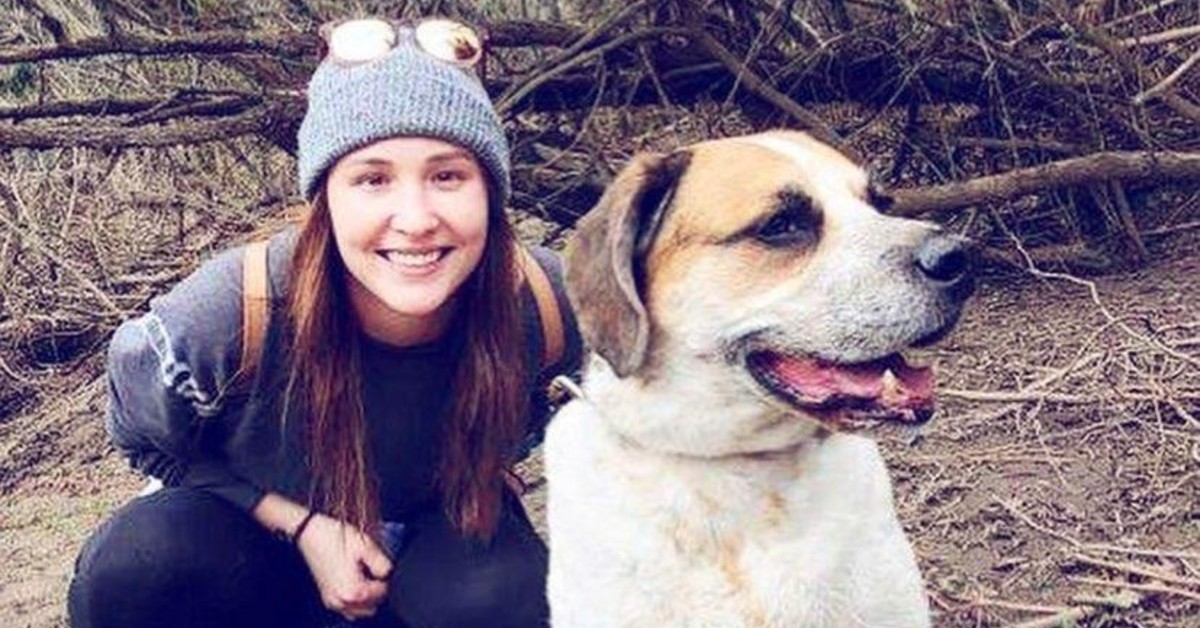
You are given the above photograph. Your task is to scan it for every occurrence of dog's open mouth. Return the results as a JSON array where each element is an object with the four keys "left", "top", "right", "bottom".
[{"left": 746, "top": 350, "right": 935, "bottom": 429}]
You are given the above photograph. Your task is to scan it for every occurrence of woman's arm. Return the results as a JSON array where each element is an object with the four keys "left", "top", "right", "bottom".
[{"left": 105, "top": 245, "right": 266, "bottom": 510}]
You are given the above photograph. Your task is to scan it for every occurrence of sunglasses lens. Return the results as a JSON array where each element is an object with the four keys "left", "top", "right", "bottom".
[
  {"left": 414, "top": 19, "right": 483, "bottom": 67},
  {"left": 329, "top": 19, "right": 397, "bottom": 63}
]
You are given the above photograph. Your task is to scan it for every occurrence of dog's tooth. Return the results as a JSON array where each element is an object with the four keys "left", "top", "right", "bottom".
[{"left": 881, "top": 368, "right": 899, "bottom": 391}]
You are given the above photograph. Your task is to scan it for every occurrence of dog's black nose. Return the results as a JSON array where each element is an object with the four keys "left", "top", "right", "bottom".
[{"left": 915, "top": 233, "right": 973, "bottom": 285}]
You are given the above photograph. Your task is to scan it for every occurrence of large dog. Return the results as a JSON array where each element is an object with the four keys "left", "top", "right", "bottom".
[{"left": 545, "top": 131, "right": 973, "bottom": 627}]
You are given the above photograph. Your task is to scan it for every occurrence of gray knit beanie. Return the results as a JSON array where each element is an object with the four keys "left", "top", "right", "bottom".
[{"left": 297, "top": 35, "right": 510, "bottom": 205}]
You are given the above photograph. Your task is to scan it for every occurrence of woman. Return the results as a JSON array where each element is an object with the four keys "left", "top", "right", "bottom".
[{"left": 68, "top": 17, "right": 580, "bottom": 628}]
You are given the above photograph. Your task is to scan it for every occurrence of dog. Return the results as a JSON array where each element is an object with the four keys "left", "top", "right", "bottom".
[{"left": 544, "top": 131, "right": 973, "bottom": 628}]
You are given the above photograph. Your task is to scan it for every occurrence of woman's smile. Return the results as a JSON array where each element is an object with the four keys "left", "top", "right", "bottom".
[{"left": 377, "top": 246, "right": 452, "bottom": 272}]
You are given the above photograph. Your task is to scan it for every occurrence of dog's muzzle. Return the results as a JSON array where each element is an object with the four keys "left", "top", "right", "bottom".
[{"left": 739, "top": 232, "right": 975, "bottom": 432}]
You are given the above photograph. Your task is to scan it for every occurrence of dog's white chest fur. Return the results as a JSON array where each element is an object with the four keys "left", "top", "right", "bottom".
[{"left": 545, "top": 399, "right": 931, "bottom": 628}]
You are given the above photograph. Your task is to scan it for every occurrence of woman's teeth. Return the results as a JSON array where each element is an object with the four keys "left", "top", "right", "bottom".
[{"left": 383, "top": 249, "right": 443, "bottom": 267}]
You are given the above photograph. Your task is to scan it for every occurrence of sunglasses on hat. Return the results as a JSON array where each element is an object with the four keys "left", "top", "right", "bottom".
[{"left": 318, "top": 17, "right": 486, "bottom": 70}]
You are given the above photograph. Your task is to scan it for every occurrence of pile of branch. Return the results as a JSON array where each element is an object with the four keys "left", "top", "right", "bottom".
[{"left": 1, "top": 0, "right": 1198, "bottom": 259}]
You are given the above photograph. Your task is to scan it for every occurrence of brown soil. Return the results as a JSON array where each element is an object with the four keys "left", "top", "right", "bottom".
[{"left": 1, "top": 248, "right": 1197, "bottom": 627}]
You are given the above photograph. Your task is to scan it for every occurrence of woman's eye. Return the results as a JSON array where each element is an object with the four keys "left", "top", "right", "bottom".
[
  {"left": 755, "top": 210, "right": 816, "bottom": 246},
  {"left": 354, "top": 172, "right": 388, "bottom": 188},
  {"left": 432, "top": 169, "right": 468, "bottom": 186}
]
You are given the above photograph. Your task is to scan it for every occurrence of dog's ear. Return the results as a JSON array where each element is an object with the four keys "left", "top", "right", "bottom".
[{"left": 565, "top": 150, "right": 691, "bottom": 378}]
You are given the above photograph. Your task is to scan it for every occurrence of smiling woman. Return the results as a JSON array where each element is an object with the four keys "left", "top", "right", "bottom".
[{"left": 66, "top": 15, "right": 581, "bottom": 628}]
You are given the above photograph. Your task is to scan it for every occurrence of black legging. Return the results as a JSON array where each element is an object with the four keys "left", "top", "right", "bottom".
[{"left": 68, "top": 488, "right": 549, "bottom": 628}]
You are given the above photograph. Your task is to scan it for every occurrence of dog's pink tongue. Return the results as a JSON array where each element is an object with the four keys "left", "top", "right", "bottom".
[{"left": 764, "top": 353, "right": 935, "bottom": 411}]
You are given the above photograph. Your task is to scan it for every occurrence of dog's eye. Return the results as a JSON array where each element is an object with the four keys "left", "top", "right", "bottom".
[{"left": 755, "top": 209, "right": 817, "bottom": 246}]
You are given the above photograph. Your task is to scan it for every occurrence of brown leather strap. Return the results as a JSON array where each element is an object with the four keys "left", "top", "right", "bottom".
[
  {"left": 239, "top": 240, "right": 271, "bottom": 386},
  {"left": 518, "top": 246, "right": 565, "bottom": 370}
]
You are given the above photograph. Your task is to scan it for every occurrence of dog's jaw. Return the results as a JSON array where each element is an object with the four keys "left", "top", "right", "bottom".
[{"left": 581, "top": 345, "right": 828, "bottom": 458}]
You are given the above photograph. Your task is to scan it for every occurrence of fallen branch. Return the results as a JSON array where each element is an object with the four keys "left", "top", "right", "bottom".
[
  {"left": 0, "top": 31, "right": 314, "bottom": 64},
  {"left": 892, "top": 151, "right": 1200, "bottom": 214},
  {"left": 968, "top": 598, "right": 1066, "bottom": 614},
  {"left": 0, "top": 93, "right": 263, "bottom": 122},
  {"left": 0, "top": 98, "right": 304, "bottom": 150}
]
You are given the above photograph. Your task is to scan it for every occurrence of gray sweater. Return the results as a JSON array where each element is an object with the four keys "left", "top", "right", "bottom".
[{"left": 106, "top": 228, "right": 581, "bottom": 520}]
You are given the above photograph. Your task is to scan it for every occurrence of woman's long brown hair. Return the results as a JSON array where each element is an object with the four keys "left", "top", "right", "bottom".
[{"left": 285, "top": 189, "right": 527, "bottom": 539}]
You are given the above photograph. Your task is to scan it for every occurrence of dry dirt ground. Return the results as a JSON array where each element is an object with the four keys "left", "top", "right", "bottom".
[{"left": 1, "top": 244, "right": 1197, "bottom": 627}]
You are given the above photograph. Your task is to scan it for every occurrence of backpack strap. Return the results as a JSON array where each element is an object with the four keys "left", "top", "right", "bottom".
[
  {"left": 238, "top": 239, "right": 271, "bottom": 386},
  {"left": 517, "top": 246, "right": 565, "bottom": 371}
]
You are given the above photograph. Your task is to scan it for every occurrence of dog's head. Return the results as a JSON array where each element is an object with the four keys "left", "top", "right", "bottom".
[{"left": 566, "top": 131, "right": 974, "bottom": 456}]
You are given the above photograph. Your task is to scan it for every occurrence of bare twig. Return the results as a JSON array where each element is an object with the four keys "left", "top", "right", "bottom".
[
  {"left": 993, "top": 497, "right": 1082, "bottom": 548},
  {"left": 1002, "top": 588, "right": 1143, "bottom": 628},
  {"left": 677, "top": 0, "right": 843, "bottom": 149},
  {"left": 1135, "top": 48, "right": 1200, "bottom": 105},
  {"left": 686, "top": 27, "right": 844, "bottom": 149},
  {"left": 1070, "top": 575, "right": 1200, "bottom": 603},
  {"left": 1055, "top": 0, "right": 1200, "bottom": 124},
  {"left": 1072, "top": 553, "right": 1200, "bottom": 590},
  {"left": 495, "top": 26, "right": 691, "bottom": 114},
  {"left": 942, "top": 389, "right": 1096, "bottom": 404},
  {"left": 1001, "top": 602, "right": 1111, "bottom": 628},
  {"left": 0, "top": 182, "right": 124, "bottom": 318},
  {"left": 14, "top": 0, "right": 70, "bottom": 43},
  {"left": 968, "top": 598, "right": 1066, "bottom": 613},
  {"left": 1099, "top": 0, "right": 1184, "bottom": 30},
  {"left": 1119, "top": 24, "right": 1200, "bottom": 48}
]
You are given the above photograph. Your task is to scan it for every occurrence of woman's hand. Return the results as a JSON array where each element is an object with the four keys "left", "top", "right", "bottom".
[{"left": 296, "top": 513, "right": 394, "bottom": 621}]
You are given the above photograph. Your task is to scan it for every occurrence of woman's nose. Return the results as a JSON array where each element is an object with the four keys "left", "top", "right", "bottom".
[{"left": 386, "top": 190, "right": 440, "bottom": 236}]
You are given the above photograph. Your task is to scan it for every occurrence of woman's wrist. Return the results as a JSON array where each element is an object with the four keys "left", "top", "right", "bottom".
[
  {"left": 251, "top": 491, "right": 316, "bottom": 545},
  {"left": 291, "top": 509, "right": 318, "bottom": 545}
]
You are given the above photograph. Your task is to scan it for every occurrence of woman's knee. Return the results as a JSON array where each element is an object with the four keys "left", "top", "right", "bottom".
[
  {"left": 392, "top": 501, "right": 549, "bottom": 628},
  {"left": 68, "top": 488, "right": 296, "bottom": 628},
  {"left": 393, "top": 557, "right": 548, "bottom": 628}
]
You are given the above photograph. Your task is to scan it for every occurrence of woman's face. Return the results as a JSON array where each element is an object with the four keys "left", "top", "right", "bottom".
[{"left": 326, "top": 136, "right": 489, "bottom": 344}]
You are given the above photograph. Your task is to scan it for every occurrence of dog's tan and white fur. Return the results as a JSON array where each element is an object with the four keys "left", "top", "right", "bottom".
[{"left": 545, "top": 131, "right": 973, "bottom": 628}]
